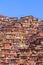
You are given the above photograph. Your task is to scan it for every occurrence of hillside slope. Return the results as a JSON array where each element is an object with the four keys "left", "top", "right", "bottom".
[{"left": 0, "top": 15, "right": 43, "bottom": 65}]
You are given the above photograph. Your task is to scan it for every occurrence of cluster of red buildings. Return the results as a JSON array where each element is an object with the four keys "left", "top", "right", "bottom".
[{"left": 0, "top": 15, "right": 43, "bottom": 65}]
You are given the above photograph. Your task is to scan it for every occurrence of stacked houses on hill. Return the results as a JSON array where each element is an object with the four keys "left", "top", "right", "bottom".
[{"left": 0, "top": 15, "right": 43, "bottom": 65}]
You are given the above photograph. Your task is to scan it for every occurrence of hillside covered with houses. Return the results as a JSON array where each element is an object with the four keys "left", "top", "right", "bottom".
[{"left": 0, "top": 15, "right": 43, "bottom": 65}]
